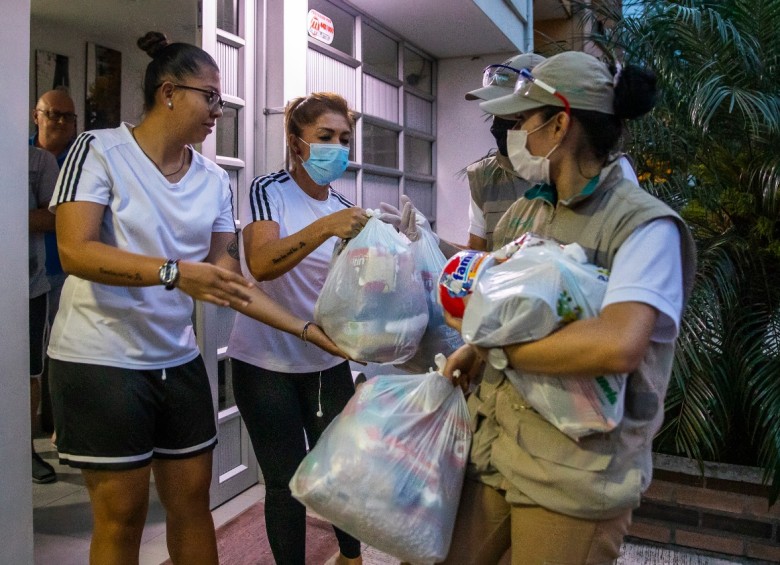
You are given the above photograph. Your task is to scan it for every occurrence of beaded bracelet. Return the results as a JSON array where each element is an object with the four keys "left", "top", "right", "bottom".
[{"left": 301, "top": 321, "right": 314, "bottom": 345}]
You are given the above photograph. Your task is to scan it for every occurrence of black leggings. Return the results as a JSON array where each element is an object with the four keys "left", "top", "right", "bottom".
[{"left": 232, "top": 359, "right": 361, "bottom": 564}]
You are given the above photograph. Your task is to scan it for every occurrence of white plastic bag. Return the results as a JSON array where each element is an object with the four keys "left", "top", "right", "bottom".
[
  {"left": 289, "top": 356, "right": 471, "bottom": 564},
  {"left": 399, "top": 229, "right": 464, "bottom": 373},
  {"left": 461, "top": 237, "right": 610, "bottom": 347},
  {"left": 314, "top": 215, "right": 428, "bottom": 364},
  {"left": 461, "top": 235, "right": 626, "bottom": 440}
]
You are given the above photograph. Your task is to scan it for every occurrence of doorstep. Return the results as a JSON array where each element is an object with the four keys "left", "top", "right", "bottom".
[{"left": 628, "top": 453, "right": 780, "bottom": 564}]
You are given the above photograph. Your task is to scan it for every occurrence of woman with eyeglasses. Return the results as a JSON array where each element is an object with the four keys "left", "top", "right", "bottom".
[
  {"left": 227, "top": 92, "right": 368, "bottom": 565},
  {"left": 46, "top": 32, "right": 345, "bottom": 564},
  {"left": 440, "top": 51, "right": 697, "bottom": 564}
]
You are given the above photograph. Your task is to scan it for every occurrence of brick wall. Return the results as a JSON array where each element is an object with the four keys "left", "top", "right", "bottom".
[{"left": 628, "top": 454, "right": 780, "bottom": 563}]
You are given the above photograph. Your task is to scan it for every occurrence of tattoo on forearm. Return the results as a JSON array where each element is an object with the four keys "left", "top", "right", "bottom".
[
  {"left": 99, "top": 267, "right": 143, "bottom": 281},
  {"left": 227, "top": 234, "right": 240, "bottom": 260},
  {"left": 271, "top": 241, "right": 307, "bottom": 264}
]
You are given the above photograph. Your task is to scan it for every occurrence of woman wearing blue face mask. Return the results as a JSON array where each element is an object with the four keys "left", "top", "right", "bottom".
[{"left": 227, "top": 92, "right": 366, "bottom": 565}]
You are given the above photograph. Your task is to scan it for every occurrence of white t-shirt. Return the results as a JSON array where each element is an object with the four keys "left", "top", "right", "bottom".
[
  {"left": 603, "top": 218, "right": 683, "bottom": 343},
  {"left": 47, "top": 123, "right": 235, "bottom": 369},
  {"left": 228, "top": 170, "right": 353, "bottom": 373},
  {"left": 469, "top": 155, "right": 640, "bottom": 239}
]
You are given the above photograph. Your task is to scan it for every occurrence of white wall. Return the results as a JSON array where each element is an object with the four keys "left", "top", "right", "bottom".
[
  {"left": 1, "top": 0, "right": 34, "bottom": 562},
  {"left": 435, "top": 51, "right": 513, "bottom": 246}
]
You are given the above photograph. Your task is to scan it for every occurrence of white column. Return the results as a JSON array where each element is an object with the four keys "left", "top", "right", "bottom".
[
  {"left": 0, "top": 0, "right": 34, "bottom": 561},
  {"left": 261, "top": 0, "right": 309, "bottom": 172}
]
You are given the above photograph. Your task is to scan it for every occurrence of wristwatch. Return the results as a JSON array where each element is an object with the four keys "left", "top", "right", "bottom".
[
  {"left": 487, "top": 347, "right": 509, "bottom": 371},
  {"left": 158, "top": 259, "right": 180, "bottom": 290}
]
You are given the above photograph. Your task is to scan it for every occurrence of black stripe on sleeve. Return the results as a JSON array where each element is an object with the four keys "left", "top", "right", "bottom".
[
  {"left": 249, "top": 174, "right": 275, "bottom": 222},
  {"left": 331, "top": 189, "right": 354, "bottom": 208},
  {"left": 58, "top": 133, "right": 95, "bottom": 204}
]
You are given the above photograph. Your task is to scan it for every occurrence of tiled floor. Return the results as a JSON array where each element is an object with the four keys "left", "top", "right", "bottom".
[{"left": 33, "top": 437, "right": 751, "bottom": 565}]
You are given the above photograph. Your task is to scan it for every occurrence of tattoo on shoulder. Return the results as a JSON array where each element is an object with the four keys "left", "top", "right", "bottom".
[
  {"left": 99, "top": 267, "right": 143, "bottom": 281},
  {"left": 271, "top": 241, "right": 306, "bottom": 264},
  {"left": 227, "top": 235, "right": 240, "bottom": 260}
]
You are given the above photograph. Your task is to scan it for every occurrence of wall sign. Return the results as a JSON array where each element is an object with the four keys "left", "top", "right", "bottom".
[{"left": 307, "top": 9, "right": 334, "bottom": 45}]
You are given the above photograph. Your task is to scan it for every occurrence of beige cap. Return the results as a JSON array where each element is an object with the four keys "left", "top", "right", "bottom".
[
  {"left": 480, "top": 51, "right": 616, "bottom": 116},
  {"left": 465, "top": 52, "right": 547, "bottom": 101}
]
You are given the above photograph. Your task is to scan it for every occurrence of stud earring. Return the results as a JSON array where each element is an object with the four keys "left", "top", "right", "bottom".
[{"left": 167, "top": 99, "right": 173, "bottom": 109}]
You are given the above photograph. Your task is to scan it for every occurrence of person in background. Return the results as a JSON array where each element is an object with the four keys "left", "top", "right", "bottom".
[
  {"left": 47, "top": 32, "right": 344, "bottom": 565},
  {"left": 440, "top": 51, "right": 696, "bottom": 564},
  {"left": 31, "top": 88, "right": 77, "bottom": 325},
  {"left": 31, "top": 88, "right": 78, "bottom": 440},
  {"left": 228, "top": 92, "right": 367, "bottom": 565},
  {"left": 384, "top": 52, "right": 640, "bottom": 255},
  {"left": 462, "top": 52, "right": 546, "bottom": 251},
  {"left": 28, "top": 146, "right": 59, "bottom": 484}
]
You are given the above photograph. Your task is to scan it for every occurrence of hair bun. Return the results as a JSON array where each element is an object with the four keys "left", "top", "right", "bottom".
[
  {"left": 613, "top": 64, "right": 658, "bottom": 120},
  {"left": 137, "top": 31, "right": 170, "bottom": 59}
]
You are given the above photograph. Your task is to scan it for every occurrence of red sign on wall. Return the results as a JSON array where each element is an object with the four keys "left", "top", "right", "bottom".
[{"left": 307, "top": 9, "right": 334, "bottom": 45}]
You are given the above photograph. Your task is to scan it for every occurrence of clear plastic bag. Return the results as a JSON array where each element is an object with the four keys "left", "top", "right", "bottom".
[
  {"left": 314, "top": 215, "right": 428, "bottom": 364},
  {"left": 461, "top": 236, "right": 610, "bottom": 347},
  {"left": 461, "top": 234, "right": 627, "bottom": 439},
  {"left": 398, "top": 229, "right": 464, "bottom": 373},
  {"left": 289, "top": 358, "right": 471, "bottom": 564}
]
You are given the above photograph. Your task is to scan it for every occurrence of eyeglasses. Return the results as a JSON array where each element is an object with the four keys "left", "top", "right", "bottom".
[
  {"left": 35, "top": 109, "right": 77, "bottom": 124},
  {"left": 514, "top": 69, "right": 571, "bottom": 115},
  {"left": 482, "top": 64, "right": 523, "bottom": 90},
  {"left": 170, "top": 83, "right": 226, "bottom": 111}
]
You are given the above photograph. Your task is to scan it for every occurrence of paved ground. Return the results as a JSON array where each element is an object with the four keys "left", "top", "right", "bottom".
[{"left": 357, "top": 538, "right": 751, "bottom": 564}]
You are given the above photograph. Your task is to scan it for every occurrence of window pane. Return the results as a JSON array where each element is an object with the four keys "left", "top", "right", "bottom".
[
  {"left": 217, "top": 0, "right": 239, "bottom": 35},
  {"left": 362, "top": 23, "right": 397, "bottom": 79},
  {"left": 330, "top": 169, "right": 357, "bottom": 205},
  {"left": 216, "top": 106, "right": 239, "bottom": 158},
  {"left": 309, "top": 0, "right": 354, "bottom": 57},
  {"left": 404, "top": 48, "right": 432, "bottom": 94},
  {"left": 405, "top": 180, "right": 434, "bottom": 219},
  {"left": 218, "top": 358, "right": 235, "bottom": 411},
  {"left": 363, "top": 174, "right": 398, "bottom": 210},
  {"left": 363, "top": 75, "right": 399, "bottom": 123},
  {"left": 404, "top": 136, "right": 432, "bottom": 175},
  {"left": 363, "top": 123, "right": 398, "bottom": 168},
  {"left": 404, "top": 92, "right": 432, "bottom": 134}
]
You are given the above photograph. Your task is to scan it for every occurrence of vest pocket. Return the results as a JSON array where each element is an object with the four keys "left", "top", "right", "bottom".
[
  {"left": 467, "top": 381, "right": 500, "bottom": 473},
  {"left": 495, "top": 383, "right": 614, "bottom": 472}
]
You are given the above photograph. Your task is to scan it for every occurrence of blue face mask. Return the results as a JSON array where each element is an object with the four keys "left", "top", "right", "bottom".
[{"left": 298, "top": 139, "right": 350, "bottom": 185}]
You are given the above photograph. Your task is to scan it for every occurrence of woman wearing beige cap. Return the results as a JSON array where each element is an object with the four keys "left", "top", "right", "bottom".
[{"left": 440, "top": 51, "right": 697, "bottom": 564}]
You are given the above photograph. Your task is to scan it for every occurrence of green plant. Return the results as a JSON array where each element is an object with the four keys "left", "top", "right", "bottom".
[{"left": 571, "top": 0, "right": 780, "bottom": 502}]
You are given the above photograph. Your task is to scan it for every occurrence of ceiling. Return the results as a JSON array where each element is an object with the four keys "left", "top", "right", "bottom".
[
  {"left": 350, "top": 0, "right": 571, "bottom": 58},
  {"left": 30, "top": 0, "right": 571, "bottom": 60}
]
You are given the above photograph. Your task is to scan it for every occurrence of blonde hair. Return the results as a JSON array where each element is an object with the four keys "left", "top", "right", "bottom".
[{"left": 284, "top": 92, "right": 355, "bottom": 139}]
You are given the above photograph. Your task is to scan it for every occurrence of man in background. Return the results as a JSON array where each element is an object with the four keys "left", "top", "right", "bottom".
[
  {"left": 30, "top": 88, "right": 77, "bottom": 438},
  {"left": 28, "top": 146, "right": 59, "bottom": 483}
]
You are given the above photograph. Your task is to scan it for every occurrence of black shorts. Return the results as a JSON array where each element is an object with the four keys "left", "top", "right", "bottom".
[
  {"left": 29, "top": 294, "right": 48, "bottom": 378},
  {"left": 49, "top": 356, "right": 217, "bottom": 470}
]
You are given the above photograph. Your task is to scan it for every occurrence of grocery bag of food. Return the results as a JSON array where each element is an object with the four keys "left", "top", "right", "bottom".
[
  {"left": 290, "top": 355, "right": 471, "bottom": 564},
  {"left": 461, "top": 235, "right": 610, "bottom": 347},
  {"left": 314, "top": 214, "right": 428, "bottom": 364},
  {"left": 398, "top": 229, "right": 464, "bottom": 373},
  {"left": 447, "top": 234, "right": 626, "bottom": 439}
]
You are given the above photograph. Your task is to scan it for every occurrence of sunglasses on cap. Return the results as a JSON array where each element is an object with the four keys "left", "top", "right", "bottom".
[
  {"left": 482, "top": 64, "right": 525, "bottom": 90},
  {"left": 514, "top": 68, "right": 571, "bottom": 116}
]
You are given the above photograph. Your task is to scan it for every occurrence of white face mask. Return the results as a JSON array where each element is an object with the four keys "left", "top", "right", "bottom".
[{"left": 506, "top": 117, "right": 562, "bottom": 185}]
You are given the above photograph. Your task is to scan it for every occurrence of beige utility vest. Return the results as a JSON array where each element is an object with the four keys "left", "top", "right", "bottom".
[
  {"left": 467, "top": 154, "right": 532, "bottom": 250},
  {"left": 470, "top": 161, "right": 697, "bottom": 519}
]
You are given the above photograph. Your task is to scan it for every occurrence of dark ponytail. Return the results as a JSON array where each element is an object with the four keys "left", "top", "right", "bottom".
[
  {"left": 613, "top": 64, "right": 657, "bottom": 120},
  {"left": 137, "top": 31, "right": 219, "bottom": 111}
]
